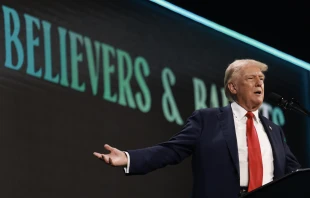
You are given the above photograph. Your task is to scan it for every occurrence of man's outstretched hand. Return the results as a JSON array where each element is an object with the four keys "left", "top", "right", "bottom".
[{"left": 93, "top": 144, "right": 128, "bottom": 166}]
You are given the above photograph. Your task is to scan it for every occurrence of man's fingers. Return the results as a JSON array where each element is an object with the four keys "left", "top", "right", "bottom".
[
  {"left": 104, "top": 144, "right": 114, "bottom": 152},
  {"left": 109, "top": 157, "right": 114, "bottom": 166},
  {"left": 101, "top": 154, "right": 110, "bottom": 164},
  {"left": 93, "top": 152, "right": 102, "bottom": 158},
  {"left": 93, "top": 152, "right": 111, "bottom": 164},
  {"left": 94, "top": 144, "right": 120, "bottom": 166}
]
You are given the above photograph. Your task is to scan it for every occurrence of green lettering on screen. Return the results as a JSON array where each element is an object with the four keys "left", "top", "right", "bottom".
[
  {"left": 2, "top": 6, "right": 24, "bottom": 70},
  {"left": 221, "top": 87, "right": 229, "bottom": 106},
  {"left": 102, "top": 43, "right": 117, "bottom": 103},
  {"left": 272, "top": 107, "right": 285, "bottom": 126},
  {"left": 134, "top": 56, "right": 151, "bottom": 113},
  {"left": 193, "top": 77, "right": 207, "bottom": 110},
  {"left": 210, "top": 84, "right": 219, "bottom": 108},
  {"left": 69, "top": 31, "right": 86, "bottom": 92},
  {"left": 58, "top": 27, "right": 69, "bottom": 87},
  {"left": 84, "top": 37, "right": 101, "bottom": 96},
  {"left": 162, "top": 68, "right": 183, "bottom": 125},
  {"left": 42, "top": 20, "right": 59, "bottom": 83},
  {"left": 24, "top": 14, "right": 42, "bottom": 78},
  {"left": 117, "top": 49, "right": 136, "bottom": 109}
]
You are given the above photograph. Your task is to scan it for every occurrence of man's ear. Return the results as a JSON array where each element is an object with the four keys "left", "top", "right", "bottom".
[{"left": 227, "top": 82, "right": 237, "bottom": 94}]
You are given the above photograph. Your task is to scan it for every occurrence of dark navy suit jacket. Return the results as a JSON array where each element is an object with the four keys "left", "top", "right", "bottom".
[{"left": 127, "top": 105, "right": 300, "bottom": 198}]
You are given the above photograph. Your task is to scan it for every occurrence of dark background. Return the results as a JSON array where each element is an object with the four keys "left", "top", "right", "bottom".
[
  {"left": 0, "top": 1, "right": 309, "bottom": 198},
  {"left": 167, "top": 0, "right": 310, "bottom": 63}
]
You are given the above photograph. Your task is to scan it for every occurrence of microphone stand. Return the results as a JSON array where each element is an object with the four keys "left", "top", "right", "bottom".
[{"left": 281, "top": 98, "right": 310, "bottom": 117}]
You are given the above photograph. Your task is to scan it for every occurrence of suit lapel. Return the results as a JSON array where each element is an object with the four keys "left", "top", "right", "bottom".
[
  {"left": 217, "top": 106, "right": 282, "bottom": 180},
  {"left": 218, "top": 105, "right": 240, "bottom": 176},
  {"left": 259, "top": 115, "right": 281, "bottom": 178}
]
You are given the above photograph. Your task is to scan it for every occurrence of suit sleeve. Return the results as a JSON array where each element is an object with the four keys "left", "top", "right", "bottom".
[
  {"left": 279, "top": 127, "right": 301, "bottom": 173},
  {"left": 126, "top": 110, "right": 203, "bottom": 175}
]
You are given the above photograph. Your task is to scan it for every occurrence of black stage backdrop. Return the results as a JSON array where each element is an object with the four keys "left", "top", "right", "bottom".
[{"left": 0, "top": 1, "right": 309, "bottom": 198}]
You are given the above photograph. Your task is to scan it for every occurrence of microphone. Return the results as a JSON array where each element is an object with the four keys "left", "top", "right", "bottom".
[{"left": 268, "top": 92, "right": 310, "bottom": 116}]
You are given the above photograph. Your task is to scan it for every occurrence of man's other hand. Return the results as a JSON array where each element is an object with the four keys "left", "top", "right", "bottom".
[{"left": 93, "top": 144, "right": 128, "bottom": 166}]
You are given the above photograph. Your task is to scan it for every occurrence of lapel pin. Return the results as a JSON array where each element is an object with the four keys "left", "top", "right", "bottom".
[{"left": 269, "top": 126, "right": 272, "bottom": 130}]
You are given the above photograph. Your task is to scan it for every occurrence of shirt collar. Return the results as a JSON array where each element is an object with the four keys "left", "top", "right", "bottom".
[{"left": 231, "top": 102, "right": 260, "bottom": 123}]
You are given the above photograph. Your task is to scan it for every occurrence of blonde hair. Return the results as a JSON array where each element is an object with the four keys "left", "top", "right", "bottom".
[{"left": 224, "top": 59, "right": 268, "bottom": 102}]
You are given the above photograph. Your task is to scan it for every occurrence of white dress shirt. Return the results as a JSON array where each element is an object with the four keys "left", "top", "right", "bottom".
[
  {"left": 125, "top": 102, "right": 275, "bottom": 186},
  {"left": 124, "top": 152, "right": 130, "bottom": 173},
  {"left": 231, "top": 102, "right": 274, "bottom": 186}
]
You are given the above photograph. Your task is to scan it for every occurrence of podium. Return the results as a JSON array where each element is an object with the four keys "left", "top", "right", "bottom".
[{"left": 241, "top": 169, "right": 310, "bottom": 198}]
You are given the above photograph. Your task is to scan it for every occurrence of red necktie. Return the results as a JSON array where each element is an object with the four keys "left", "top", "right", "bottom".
[{"left": 246, "top": 112, "right": 263, "bottom": 191}]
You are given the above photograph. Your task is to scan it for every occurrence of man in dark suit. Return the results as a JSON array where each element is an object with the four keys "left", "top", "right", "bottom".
[{"left": 94, "top": 59, "right": 300, "bottom": 198}]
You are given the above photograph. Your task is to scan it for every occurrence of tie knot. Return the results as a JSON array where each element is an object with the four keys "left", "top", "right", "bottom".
[{"left": 246, "top": 111, "right": 254, "bottom": 119}]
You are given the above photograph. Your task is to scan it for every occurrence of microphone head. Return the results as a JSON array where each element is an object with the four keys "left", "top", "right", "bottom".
[
  {"left": 268, "top": 92, "right": 284, "bottom": 105},
  {"left": 268, "top": 93, "right": 309, "bottom": 115}
]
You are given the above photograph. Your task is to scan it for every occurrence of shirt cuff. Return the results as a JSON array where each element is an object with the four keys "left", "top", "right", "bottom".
[{"left": 123, "top": 151, "right": 130, "bottom": 174}]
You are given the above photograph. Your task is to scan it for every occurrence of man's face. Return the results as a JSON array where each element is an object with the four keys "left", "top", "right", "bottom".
[{"left": 229, "top": 65, "right": 265, "bottom": 111}]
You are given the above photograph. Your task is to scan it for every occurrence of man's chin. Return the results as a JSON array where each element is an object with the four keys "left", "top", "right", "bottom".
[
  {"left": 250, "top": 98, "right": 263, "bottom": 108},
  {"left": 253, "top": 100, "right": 263, "bottom": 108},
  {"left": 254, "top": 95, "right": 264, "bottom": 102}
]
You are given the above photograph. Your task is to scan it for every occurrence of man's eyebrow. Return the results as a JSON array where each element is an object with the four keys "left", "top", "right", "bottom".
[{"left": 245, "top": 74, "right": 265, "bottom": 78}]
